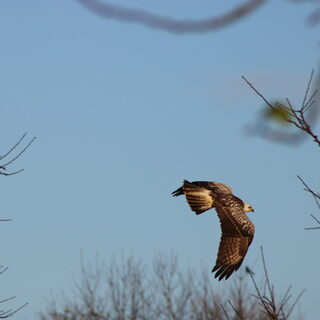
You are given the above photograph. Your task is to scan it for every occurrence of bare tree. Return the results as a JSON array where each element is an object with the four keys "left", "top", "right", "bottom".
[{"left": 38, "top": 253, "right": 303, "bottom": 320}]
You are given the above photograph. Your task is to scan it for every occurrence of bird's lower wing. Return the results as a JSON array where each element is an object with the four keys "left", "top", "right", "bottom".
[{"left": 212, "top": 235, "right": 251, "bottom": 281}]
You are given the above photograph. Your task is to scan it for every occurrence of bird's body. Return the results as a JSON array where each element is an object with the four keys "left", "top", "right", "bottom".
[{"left": 172, "top": 180, "right": 255, "bottom": 280}]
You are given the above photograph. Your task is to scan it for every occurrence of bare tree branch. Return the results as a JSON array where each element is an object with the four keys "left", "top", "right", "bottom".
[
  {"left": 0, "top": 134, "right": 33, "bottom": 318},
  {"left": 0, "top": 300, "right": 28, "bottom": 319},
  {"left": 247, "top": 247, "right": 305, "bottom": 320},
  {"left": 0, "top": 133, "right": 28, "bottom": 161},
  {"left": 75, "top": 0, "right": 267, "bottom": 34},
  {"left": 297, "top": 175, "right": 320, "bottom": 230},
  {"left": 0, "top": 273, "right": 29, "bottom": 318},
  {"left": 297, "top": 175, "right": 320, "bottom": 205},
  {"left": 0, "top": 133, "right": 36, "bottom": 176},
  {"left": 243, "top": 70, "right": 320, "bottom": 146},
  {"left": 220, "top": 303, "right": 230, "bottom": 320}
]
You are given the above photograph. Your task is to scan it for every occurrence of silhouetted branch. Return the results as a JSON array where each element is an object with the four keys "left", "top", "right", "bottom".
[
  {"left": 0, "top": 133, "right": 28, "bottom": 161},
  {"left": 75, "top": 0, "right": 267, "bottom": 34},
  {"left": 243, "top": 69, "right": 320, "bottom": 146},
  {"left": 297, "top": 175, "right": 320, "bottom": 230},
  {"left": 305, "top": 214, "right": 320, "bottom": 230},
  {"left": 0, "top": 269, "right": 29, "bottom": 318},
  {"left": 297, "top": 175, "right": 320, "bottom": 206},
  {"left": 247, "top": 247, "right": 304, "bottom": 320},
  {"left": 0, "top": 297, "right": 28, "bottom": 319},
  {"left": 227, "top": 300, "right": 246, "bottom": 320},
  {"left": 0, "top": 134, "right": 33, "bottom": 318},
  {"left": 0, "top": 133, "right": 36, "bottom": 176},
  {"left": 220, "top": 303, "right": 230, "bottom": 320}
]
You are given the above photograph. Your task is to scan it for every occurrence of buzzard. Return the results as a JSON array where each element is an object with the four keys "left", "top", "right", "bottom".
[{"left": 172, "top": 180, "right": 255, "bottom": 280}]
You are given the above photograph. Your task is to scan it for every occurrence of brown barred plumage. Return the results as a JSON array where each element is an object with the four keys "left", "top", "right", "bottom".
[{"left": 172, "top": 179, "right": 255, "bottom": 280}]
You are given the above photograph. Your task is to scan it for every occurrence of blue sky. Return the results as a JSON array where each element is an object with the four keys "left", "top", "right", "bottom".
[{"left": 1, "top": 1, "right": 320, "bottom": 319}]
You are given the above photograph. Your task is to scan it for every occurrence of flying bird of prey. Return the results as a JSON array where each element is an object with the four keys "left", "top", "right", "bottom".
[{"left": 172, "top": 180, "right": 255, "bottom": 281}]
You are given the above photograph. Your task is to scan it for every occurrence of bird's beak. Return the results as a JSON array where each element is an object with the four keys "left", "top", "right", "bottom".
[{"left": 252, "top": 208, "right": 255, "bottom": 212}]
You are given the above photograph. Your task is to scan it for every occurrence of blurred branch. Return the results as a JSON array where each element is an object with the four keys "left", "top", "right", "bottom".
[
  {"left": 287, "top": 0, "right": 320, "bottom": 26},
  {"left": 0, "top": 133, "right": 36, "bottom": 176},
  {"left": 75, "top": 0, "right": 267, "bottom": 34},
  {"left": 242, "top": 69, "right": 320, "bottom": 146}
]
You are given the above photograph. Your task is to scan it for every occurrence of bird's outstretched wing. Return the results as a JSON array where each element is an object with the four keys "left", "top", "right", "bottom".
[
  {"left": 172, "top": 180, "right": 214, "bottom": 214},
  {"left": 212, "top": 202, "right": 254, "bottom": 280}
]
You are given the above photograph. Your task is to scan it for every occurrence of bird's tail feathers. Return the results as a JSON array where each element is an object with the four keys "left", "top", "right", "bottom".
[{"left": 172, "top": 186, "right": 184, "bottom": 197}]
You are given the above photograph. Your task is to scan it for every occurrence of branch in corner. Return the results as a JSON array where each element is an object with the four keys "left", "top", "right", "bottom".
[{"left": 242, "top": 69, "right": 320, "bottom": 147}]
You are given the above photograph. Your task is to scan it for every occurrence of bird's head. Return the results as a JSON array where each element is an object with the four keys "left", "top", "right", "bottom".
[{"left": 244, "top": 202, "right": 254, "bottom": 213}]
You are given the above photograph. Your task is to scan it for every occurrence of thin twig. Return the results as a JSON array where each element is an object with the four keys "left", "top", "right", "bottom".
[
  {"left": 310, "top": 214, "right": 320, "bottom": 224},
  {"left": 228, "top": 300, "right": 246, "bottom": 320},
  {"left": 0, "top": 133, "right": 36, "bottom": 176},
  {"left": 301, "top": 69, "right": 314, "bottom": 109},
  {"left": 305, "top": 214, "right": 320, "bottom": 230},
  {"left": 248, "top": 247, "right": 304, "bottom": 319},
  {"left": 286, "top": 289, "right": 306, "bottom": 318},
  {"left": 243, "top": 69, "right": 320, "bottom": 147},
  {"left": 297, "top": 175, "right": 320, "bottom": 230},
  {"left": 0, "top": 133, "right": 27, "bottom": 160},
  {"left": 0, "top": 302, "right": 28, "bottom": 319},
  {"left": 297, "top": 175, "right": 320, "bottom": 202},
  {"left": 0, "top": 169, "right": 24, "bottom": 176},
  {"left": 220, "top": 303, "right": 230, "bottom": 320},
  {"left": 2, "top": 136, "right": 36, "bottom": 168},
  {"left": 260, "top": 247, "right": 273, "bottom": 306},
  {"left": 305, "top": 226, "right": 320, "bottom": 230},
  {"left": 241, "top": 75, "right": 276, "bottom": 111},
  {"left": 249, "top": 271, "right": 272, "bottom": 317},
  {"left": 302, "top": 89, "right": 317, "bottom": 112},
  {"left": 278, "top": 286, "right": 292, "bottom": 313}
]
